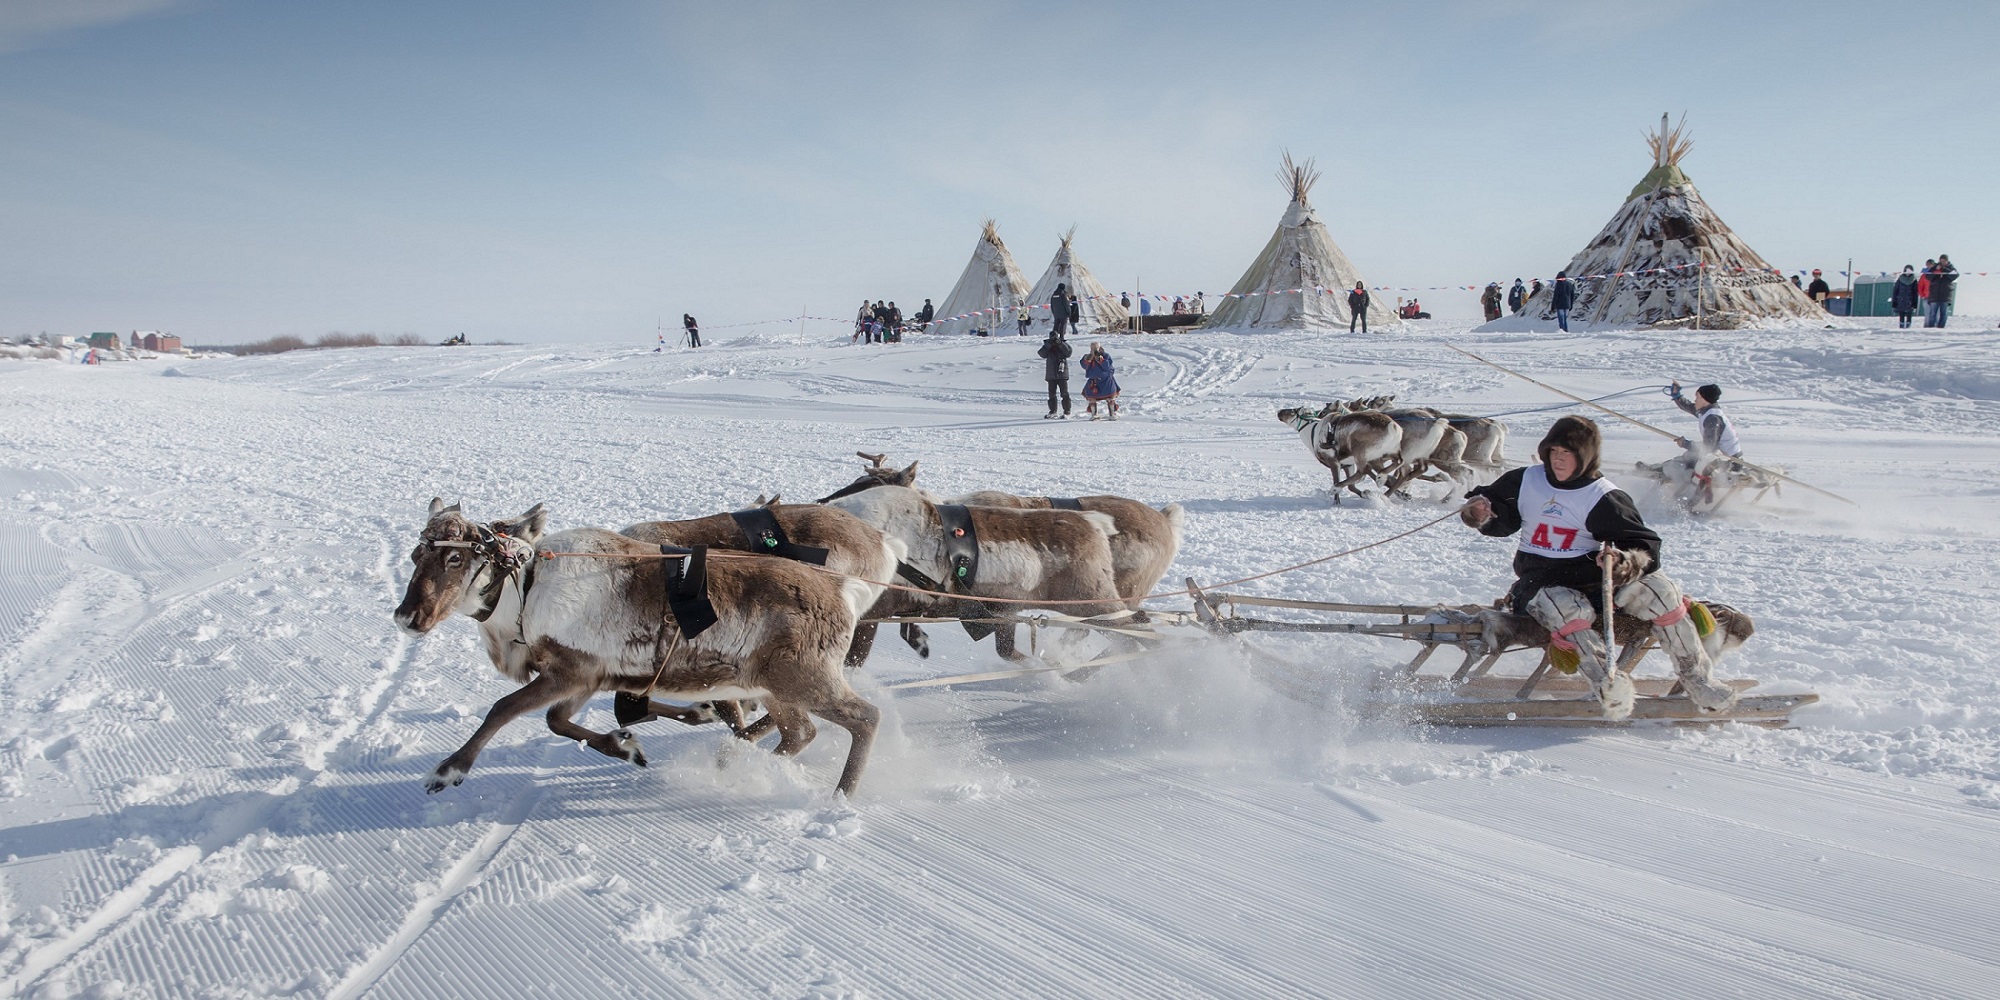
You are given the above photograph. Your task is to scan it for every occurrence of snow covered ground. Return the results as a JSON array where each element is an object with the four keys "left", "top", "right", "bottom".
[{"left": 2, "top": 317, "right": 1998, "bottom": 998}]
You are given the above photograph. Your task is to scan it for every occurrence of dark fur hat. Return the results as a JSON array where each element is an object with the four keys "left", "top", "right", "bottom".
[
  {"left": 1536, "top": 415, "right": 1602, "bottom": 483},
  {"left": 1696, "top": 383, "right": 1721, "bottom": 404}
]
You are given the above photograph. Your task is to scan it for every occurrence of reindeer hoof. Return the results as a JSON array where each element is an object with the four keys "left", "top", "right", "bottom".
[
  {"left": 424, "top": 765, "right": 466, "bottom": 794},
  {"left": 610, "top": 728, "right": 647, "bottom": 767},
  {"left": 688, "top": 702, "right": 721, "bottom": 725}
]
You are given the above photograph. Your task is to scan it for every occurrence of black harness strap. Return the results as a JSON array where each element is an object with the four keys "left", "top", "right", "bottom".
[
  {"left": 729, "top": 507, "right": 829, "bottom": 565},
  {"left": 1044, "top": 497, "right": 1083, "bottom": 511},
  {"left": 659, "top": 544, "right": 718, "bottom": 640},
  {"left": 934, "top": 504, "right": 980, "bottom": 590}
]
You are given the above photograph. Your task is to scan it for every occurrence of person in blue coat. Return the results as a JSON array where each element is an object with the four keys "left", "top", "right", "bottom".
[
  {"left": 1550, "top": 271, "right": 1577, "bottom": 332},
  {"left": 1891, "top": 265, "right": 1920, "bottom": 329},
  {"left": 1080, "top": 341, "right": 1121, "bottom": 420}
]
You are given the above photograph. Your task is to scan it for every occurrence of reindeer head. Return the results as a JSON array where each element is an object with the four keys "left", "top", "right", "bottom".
[
  {"left": 814, "top": 452, "right": 920, "bottom": 504},
  {"left": 394, "top": 498, "right": 546, "bottom": 634}
]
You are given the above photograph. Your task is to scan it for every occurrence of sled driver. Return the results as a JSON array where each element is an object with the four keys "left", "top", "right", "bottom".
[{"left": 1461, "top": 415, "right": 1738, "bottom": 720}]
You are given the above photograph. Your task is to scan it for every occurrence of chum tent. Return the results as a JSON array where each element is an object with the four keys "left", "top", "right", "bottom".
[
  {"left": 1024, "top": 227, "right": 1129, "bottom": 337},
  {"left": 1512, "top": 114, "right": 1823, "bottom": 329},
  {"left": 929, "top": 219, "right": 1032, "bottom": 336},
  {"left": 1202, "top": 153, "right": 1398, "bottom": 333}
]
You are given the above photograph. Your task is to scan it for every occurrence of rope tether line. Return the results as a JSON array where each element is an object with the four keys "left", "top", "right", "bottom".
[{"left": 536, "top": 507, "right": 1466, "bottom": 607}]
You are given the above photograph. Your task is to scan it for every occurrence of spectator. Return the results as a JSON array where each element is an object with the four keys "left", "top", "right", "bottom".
[
  {"left": 1918, "top": 259, "right": 1935, "bottom": 306},
  {"left": 1926, "top": 254, "right": 1958, "bottom": 329},
  {"left": 1551, "top": 271, "right": 1576, "bottom": 332},
  {"left": 1530, "top": 278, "right": 1544, "bottom": 300},
  {"left": 1790, "top": 274, "right": 1803, "bottom": 290},
  {"left": 1481, "top": 283, "right": 1503, "bottom": 322},
  {"left": 683, "top": 313, "right": 701, "bottom": 348},
  {"left": 886, "top": 301, "right": 903, "bottom": 343},
  {"left": 1038, "top": 329, "right": 1072, "bottom": 419},
  {"left": 1347, "top": 282, "right": 1370, "bottom": 333},
  {"left": 1172, "top": 296, "right": 1186, "bottom": 315},
  {"left": 1507, "top": 278, "right": 1527, "bottom": 316},
  {"left": 1016, "top": 303, "right": 1031, "bottom": 337},
  {"left": 1806, "top": 270, "right": 1831, "bottom": 306},
  {"left": 1068, "top": 293, "right": 1081, "bottom": 336},
  {"left": 1193, "top": 292, "right": 1205, "bottom": 316},
  {"left": 1891, "top": 265, "right": 1920, "bottom": 329},
  {"left": 916, "top": 298, "right": 935, "bottom": 329},
  {"left": 872, "top": 300, "right": 887, "bottom": 343},
  {"left": 1050, "top": 283, "right": 1071, "bottom": 338},
  {"left": 854, "top": 301, "right": 871, "bottom": 343},
  {"left": 1080, "top": 341, "right": 1121, "bottom": 420}
]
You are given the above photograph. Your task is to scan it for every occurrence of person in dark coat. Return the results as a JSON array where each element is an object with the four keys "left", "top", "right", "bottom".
[
  {"left": 1530, "top": 278, "right": 1544, "bottom": 300},
  {"left": 1050, "top": 283, "right": 1071, "bottom": 338},
  {"left": 1507, "top": 278, "right": 1527, "bottom": 316},
  {"left": 1926, "top": 254, "right": 1958, "bottom": 329},
  {"left": 1551, "top": 271, "right": 1577, "bottom": 332},
  {"left": 1347, "top": 282, "right": 1370, "bottom": 333},
  {"left": 1891, "top": 265, "right": 1921, "bottom": 328},
  {"left": 1462, "top": 415, "right": 1737, "bottom": 719},
  {"left": 1481, "top": 283, "right": 1503, "bottom": 322},
  {"left": 1038, "top": 331, "right": 1072, "bottom": 418},
  {"left": 682, "top": 314, "right": 701, "bottom": 348},
  {"left": 1080, "top": 341, "right": 1120, "bottom": 420},
  {"left": 916, "top": 298, "right": 934, "bottom": 328},
  {"left": 1068, "top": 293, "right": 1081, "bottom": 334},
  {"left": 1805, "top": 270, "right": 1831, "bottom": 307},
  {"left": 885, "top": 301, "right": 903, "bottom": 343}
]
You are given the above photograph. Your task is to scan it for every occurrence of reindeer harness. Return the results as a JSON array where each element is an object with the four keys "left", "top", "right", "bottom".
[
  {"left": 1044, "top": 497, "right": 1083, "bottom": 511},
  {"left": 728, "top": 507, "right": 830, "bottom": 565},
  {"left": 895, "top": 504, "right": 980, "bottom": 594},
  {"left": 426, "top": 521, "right": 535, "bottom": 631}
]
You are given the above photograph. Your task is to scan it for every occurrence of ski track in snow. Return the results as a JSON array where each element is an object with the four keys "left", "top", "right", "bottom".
[{"left": 1, "top": 320, "right": 1998, "bottom": 998}]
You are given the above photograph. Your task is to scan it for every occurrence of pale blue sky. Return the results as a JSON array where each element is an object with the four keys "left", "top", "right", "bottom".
[{"left": 3, "top": 0, "right": 1994, "bottom": 342}]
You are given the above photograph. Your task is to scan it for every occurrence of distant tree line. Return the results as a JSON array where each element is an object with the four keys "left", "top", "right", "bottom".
[{"left": 190, "top": 332, "right": 431, "bottom": 355}]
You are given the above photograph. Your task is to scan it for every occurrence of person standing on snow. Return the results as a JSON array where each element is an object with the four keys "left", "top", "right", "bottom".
[
  {"left": 1462, "top": 415, "right": 1738, "bottom": 721},
  {"left": 1892, "top": 265, "right": 1921, "bottom": 329},
  {"left": 1481, "top": 283, "right": 1503, "bottom": 322},
  {"left": 682, "top": 314, "right": 701, "bottom": 348},
  {"left": 1347, "top": 282, "right": 1370, "bottom": 333},
  {"left": 1068, "top": 293, "right": 1082, "bottom": 336},
  {"left": 1507, "top": 278, "right": 1527, "bottom": 316},
  {"left": 1049, "top": 283, "right": 1071, "bottom": 338},
  {"left": 1551, "top": 271, "right": 1577, "bottom": 332},
  {"left": 1016, "top": 303, "right": 1031, "bottom": 337},
  {"left": 1080, "top": 341, "right": 1120, "bottom": 420},
  {"left": 1038, "top": 329, "right": 1073, "bottom": 419},
  {"left": 916, "top": 298, "right": 935, "bottom": 330},
  {"left": 1806, "top": 269, "right": 1831, "bottom": 307},
  {"left": 1926, "top": 254, "right": 1958, "bottom": 329},
  {"left": 854, "top": 301, "right": 872, "bottom": 343}
]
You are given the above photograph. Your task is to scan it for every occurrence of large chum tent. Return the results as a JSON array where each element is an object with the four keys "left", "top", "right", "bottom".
[
  {"left": 1203, "top": 153, "right": 1397, "bottom": 332},
  {"left": 1024, "top": 227, "right": 1128, "bottom": 337},
  {"left": 1516, "top": 115, "right": 1822, "bottom": 328},
  {"left": 930, "top": 219, "right": 1032, "bottom": 336}
]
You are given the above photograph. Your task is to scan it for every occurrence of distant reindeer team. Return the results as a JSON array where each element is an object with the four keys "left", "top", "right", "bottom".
[
  {"left": 395, "top": 453, "right": 1183, "bottom": 797},
  {"left": 1277, "top": 395, "right": 1509, "bottom": 503}
]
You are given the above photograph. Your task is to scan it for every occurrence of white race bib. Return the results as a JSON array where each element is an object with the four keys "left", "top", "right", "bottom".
[{"left": 1515, "top": 466, "right": 1617, "bottom": 559}]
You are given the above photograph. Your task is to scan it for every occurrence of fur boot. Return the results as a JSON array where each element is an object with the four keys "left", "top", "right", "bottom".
[
  {"left": 1529, "top": 587, "right": 1633, "bottom": 720},
  {"left": 1618, "top": 573, "right": 1738, "bottom": 713}
]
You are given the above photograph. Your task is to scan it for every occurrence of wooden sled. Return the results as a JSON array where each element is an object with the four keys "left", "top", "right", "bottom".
[{"left": 1185, "top": 579, "right": 1818, "bottom": 729}]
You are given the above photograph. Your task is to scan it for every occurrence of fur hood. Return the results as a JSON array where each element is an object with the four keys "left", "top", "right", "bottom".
[{"left": 1536, "top": 415, "right": 1602, "bottom": 485}]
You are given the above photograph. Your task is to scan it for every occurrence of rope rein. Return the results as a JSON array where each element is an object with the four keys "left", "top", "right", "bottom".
[{"left": 535, "top": 506, "right": 1466, "bottom": 607}]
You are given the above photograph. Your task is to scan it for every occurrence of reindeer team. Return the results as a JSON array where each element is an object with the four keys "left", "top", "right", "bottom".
[{"left": 394, "top": 390, "right": 1513, "bottom": 798}]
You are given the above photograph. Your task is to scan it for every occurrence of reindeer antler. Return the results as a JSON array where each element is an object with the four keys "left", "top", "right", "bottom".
[{"left": 856, "top": 451, "right": 888, "bottom": 469}]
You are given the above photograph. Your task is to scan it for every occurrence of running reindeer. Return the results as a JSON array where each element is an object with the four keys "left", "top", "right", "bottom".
[{"left": 395, "top": 499, "right": 884, "bottom": 796}]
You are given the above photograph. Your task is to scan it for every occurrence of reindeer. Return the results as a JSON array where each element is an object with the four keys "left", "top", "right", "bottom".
[
  {"left": 815, "top": 452, "right": 918, "bottom": 503},
  {"left": 394, "top": 499, "right": 882, "bottom": 796},
  {"left": 823, "top": 485, "right": 1126, "bottom": 664},
  {"left": 1278, "top": 405, "right": 1403, "bottom": 503},
  {"left": 1359, "top": 395, "right": 1507, "bottom": 483},
  {"left": 613, "top": 504, "right": 905, "bottom": 731},
  {"left": 950, "top": 492, "right": 1184, "bottom": 617}
]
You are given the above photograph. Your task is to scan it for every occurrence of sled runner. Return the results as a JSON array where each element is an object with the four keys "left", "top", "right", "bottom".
[{"left": 1184, "top": 579, "right": 1818, "bottom": 728}]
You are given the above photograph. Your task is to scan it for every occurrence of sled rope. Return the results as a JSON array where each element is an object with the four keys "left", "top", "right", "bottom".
[
  {"left": 1448, "top": 345, "right": 1855, "bottom": 505},
  {"left": 537, "top": 507, "right": 1464, "bottom": 607}
]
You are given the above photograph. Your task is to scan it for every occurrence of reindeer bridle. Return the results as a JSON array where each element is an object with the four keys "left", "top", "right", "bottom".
[{"left": 422, "top": 520, "right": 535, "bottom": 623}]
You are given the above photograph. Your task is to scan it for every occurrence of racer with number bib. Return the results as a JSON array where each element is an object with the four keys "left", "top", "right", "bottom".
[
  {"left": 1461, "top": 415, "right": 1738, "bottom": 720},
  {"left": 1667, "top": 381, "right": 1743, "bottom": 504}
]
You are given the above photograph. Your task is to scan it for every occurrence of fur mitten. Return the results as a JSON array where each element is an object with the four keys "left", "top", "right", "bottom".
[{"left": 1601, "top": 545, "right": 1649, "bottom": 588}]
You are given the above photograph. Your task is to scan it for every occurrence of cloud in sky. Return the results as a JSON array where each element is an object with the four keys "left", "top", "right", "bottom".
[{"left": 0, "top": 0, "right": 187, "bottom": 53}]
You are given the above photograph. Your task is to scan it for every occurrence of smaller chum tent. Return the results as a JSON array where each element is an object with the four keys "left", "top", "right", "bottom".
[
  {"left": 1024, "top": 227, "right": 1128, "bottom": 337},
  {"left": 929, "top": 220, "right": 1032, "bottom": 336},
  {"left": 1202, "top": 153, "right": 1397, "bottom": 332}
]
